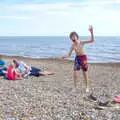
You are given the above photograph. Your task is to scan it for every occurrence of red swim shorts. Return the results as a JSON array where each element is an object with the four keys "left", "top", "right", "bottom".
[{"left": 74, "top": 55, "right": 88, "bottom": 71}]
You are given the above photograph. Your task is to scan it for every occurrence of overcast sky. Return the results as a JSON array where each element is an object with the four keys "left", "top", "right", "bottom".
[{"left": 0, "top": 0, "right": 120, "bottom": 36}]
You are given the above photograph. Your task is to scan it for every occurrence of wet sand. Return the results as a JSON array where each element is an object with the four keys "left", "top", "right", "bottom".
[{"left": 0, "top": 55, "right": 120, "bottom": 120}]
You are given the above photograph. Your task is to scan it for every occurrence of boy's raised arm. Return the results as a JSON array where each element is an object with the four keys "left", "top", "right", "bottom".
[
  {"left": 82, "top": 25, "right": 95, "bottom": 44},
  {"left": 61, "top": 46, "right": 73, "bottom": 59}
]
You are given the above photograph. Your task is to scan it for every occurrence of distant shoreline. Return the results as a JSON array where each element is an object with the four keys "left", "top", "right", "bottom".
[{"left": 1, "top": 54, "right": 120, "bottom": 65}]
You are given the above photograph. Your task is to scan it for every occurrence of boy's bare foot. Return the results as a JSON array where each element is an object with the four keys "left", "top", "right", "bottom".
[
  {"left": 86, "top": 88, "right": 89, "bottom": 93},
  {"left": 48, "top": 72, "right": 55, "bottom": 75}
]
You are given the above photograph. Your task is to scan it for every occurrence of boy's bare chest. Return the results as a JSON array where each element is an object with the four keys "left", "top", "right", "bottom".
[{"left": 73, "top": 44, "right": 83, "bottom": 51}]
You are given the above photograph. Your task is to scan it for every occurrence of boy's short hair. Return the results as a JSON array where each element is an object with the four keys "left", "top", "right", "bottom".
[
  {"left": 13, "top": 59, "right": 19, "bottom": 67},
  {"left": 13, "top": 59, "right": 17, "bottom": 64},
  {"left": 69, "top": 31, "right": 79, "bottom": 39}
]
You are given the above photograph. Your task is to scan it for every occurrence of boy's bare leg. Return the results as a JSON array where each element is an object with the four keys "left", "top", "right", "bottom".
[
  {"left": 40, "top": 71, "right": 55, "bottom": 76},
  {"left": 83, "top": 71, "right": 90, "bottom": 92},
  {"left": 73, "top": 71, "right": 78, "bottom": 87}
]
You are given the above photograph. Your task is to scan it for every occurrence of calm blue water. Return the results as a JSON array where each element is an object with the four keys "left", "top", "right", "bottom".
[{"left": 0, "top": 36, "right": 120, "bottom": 63}]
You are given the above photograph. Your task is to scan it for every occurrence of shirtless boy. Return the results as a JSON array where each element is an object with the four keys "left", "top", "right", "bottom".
[{"left": 62, "top": 25, "right": 95, "bottom": 92}]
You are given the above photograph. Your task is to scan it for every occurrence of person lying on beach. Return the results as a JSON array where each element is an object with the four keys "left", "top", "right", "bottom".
[
  {"left": 13, "top": 59, "right": 55, "bottom": 77},
  {"left": 61, "top": 25, "right": 95, "bottom": 92},
  {"left": 6, "top": 64, "right": 23, "bottom": 80}
]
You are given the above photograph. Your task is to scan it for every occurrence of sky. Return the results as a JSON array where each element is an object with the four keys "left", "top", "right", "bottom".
[{"left": 0, "top": 0, "right": 120, "bottom": 36}]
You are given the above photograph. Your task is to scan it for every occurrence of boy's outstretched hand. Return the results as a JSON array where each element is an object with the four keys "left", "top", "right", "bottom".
[{"left": 88, "top": 25, "right": 93, "bottom": 33}]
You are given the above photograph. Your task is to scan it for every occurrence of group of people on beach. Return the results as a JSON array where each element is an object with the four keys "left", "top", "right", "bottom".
[
  {"left": 0, "top": 59, "right": 55, "bottom": 80},
  {"left": 0, "top": 25, "right": 94, "bottom": 92}
]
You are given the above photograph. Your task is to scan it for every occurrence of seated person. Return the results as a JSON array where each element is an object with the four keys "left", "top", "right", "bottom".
[
  {"left": 13, "top": 59, "right": 55, "bottom": 77},
  {"left": 6, "top": 64, "right": 23, "bottom": 80}
]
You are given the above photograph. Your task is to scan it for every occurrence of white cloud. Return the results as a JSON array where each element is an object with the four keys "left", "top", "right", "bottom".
[
  {"left": 0, "top": 15, "right": 31, "bottom": 20},
  {"left": 0, "top": 0, "right": 120, "bottom": 36}
]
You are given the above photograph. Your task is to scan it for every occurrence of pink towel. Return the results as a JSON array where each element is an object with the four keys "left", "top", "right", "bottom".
[{"left": 114, "top": 96, "right": 120, "bottom": 103}]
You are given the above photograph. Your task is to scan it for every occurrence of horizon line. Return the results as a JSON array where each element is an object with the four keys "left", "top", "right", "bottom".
[{"left": 0, "top": 35, "right": 120, "bottom": 37}]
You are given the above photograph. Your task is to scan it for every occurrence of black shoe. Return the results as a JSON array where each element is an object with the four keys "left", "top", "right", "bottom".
[
  {"left": 98, "top": 101, "right": 109, "bottom": 106},
  {"left": 88, "top": 94, "right": 97, "bottom": 101}
]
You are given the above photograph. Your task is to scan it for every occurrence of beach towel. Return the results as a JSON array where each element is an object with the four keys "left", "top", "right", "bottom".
[
  {"left": 0, "top": 60, "right": 7, "bottom": 70},
  {"left": 0, "top": 60, "right": 5, "bottom": 65},
  {"left": 0, "top": 69, "right": 5, "bottom": 76}
]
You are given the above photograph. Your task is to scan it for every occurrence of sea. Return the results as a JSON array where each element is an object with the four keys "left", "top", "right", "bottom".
[{"left": 0, "top": 36, "right": 120, "bottom": 63}]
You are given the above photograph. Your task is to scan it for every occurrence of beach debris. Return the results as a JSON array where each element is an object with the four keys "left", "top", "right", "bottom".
[
  {"left": 111, "top": 111, "right": 120, "bottom": 120},
  {"left": 83, "top": 94, "right": 97, "bottom": 103},
  {"left": 93, "top": 106, "right": 106, "bottom": 110},
  {"left": 98, "top": 101, "right": 109, "bottom": 107},
  {"left": 79, "top": 112, "right": 91, "bottom": 120},
  {"left": 111, "top": 100, "right": 117, "bottom": 105},
  {"left": 88, "top": 94, "right": 97, "bottom": 102}
]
